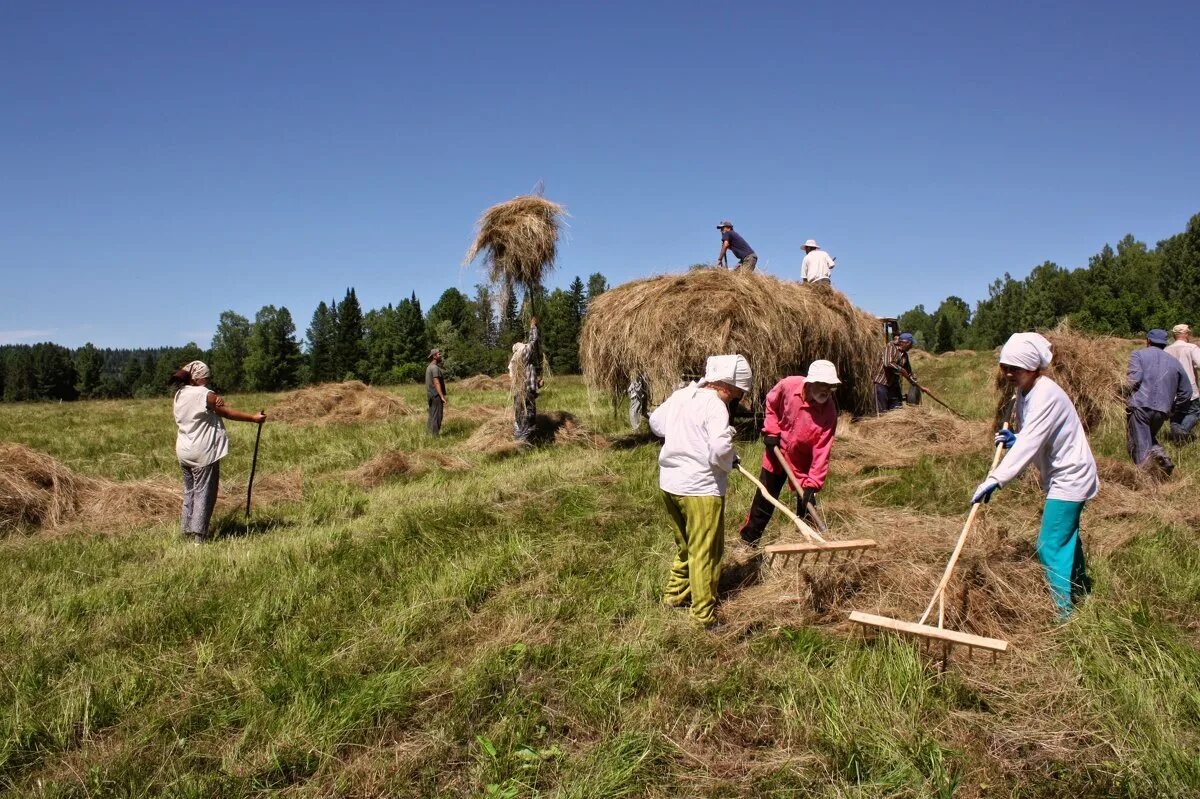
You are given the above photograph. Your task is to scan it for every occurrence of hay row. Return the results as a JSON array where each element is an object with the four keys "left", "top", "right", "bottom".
[
  {"left": 270, "top": 381, "right": 415, "bottom": 426},
  {"left": 580, "top": 269, "right": 882, "bottom": 416},
  {"left": 348, "top": 450, "right": 472, "bottom": 489}
]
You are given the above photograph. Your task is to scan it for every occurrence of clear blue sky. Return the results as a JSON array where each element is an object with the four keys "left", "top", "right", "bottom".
[{"left": 3, "top": 1, "right": 1198, "bottom": 348}]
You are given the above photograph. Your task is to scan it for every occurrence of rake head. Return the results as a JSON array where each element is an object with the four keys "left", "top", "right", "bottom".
[{"left": 848, "top": 610, "right": 1009, "bottom": 662}]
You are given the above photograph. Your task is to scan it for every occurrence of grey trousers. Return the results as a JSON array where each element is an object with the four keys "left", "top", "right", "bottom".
[
  {"left": 735, "top": 254, "right": 758, "bottom": 272},
  {"left": 427, "top": 395, "right": 444, "bottom": 436},
  {"left": 1126, "top": 406, "right": 1172, "bottom": 469},
  {"left": 514, "top": 392, "right": 537, "bottom": 443},
  {"left": 181, "top": 461, "right": 220, "bottom": 536},
  {"left": 629, "top": 393, "right": 648, "bottom": 432}
]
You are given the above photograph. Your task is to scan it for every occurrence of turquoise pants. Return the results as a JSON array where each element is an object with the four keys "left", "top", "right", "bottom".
[{"left": 1037, "top": 499, "right": 1090, "bottom": 617}]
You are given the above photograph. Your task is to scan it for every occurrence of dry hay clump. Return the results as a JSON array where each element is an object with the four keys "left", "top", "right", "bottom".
[
  {"left": 270, "top": 381, "right": 415, "bottom": 425},
  {"left": 580, "top": 269, "right": 882, "bottom": 416},
  {"left": 348, "top": 450, "right": 472, "bottom": 488},
  {"left": 993, "top": 322, "right": 1134, "bottom": 432},
  {"left": 465, "top": 194, "right": 566, "bottom": 294},
  {"left": 832, "top": 405, "right": 988, "bottom": 476},
  {"left": 455, "top": 374, "right": 510, "bottom": 392},
  {"left": 462, "top": 410, "right": 606, "bottom": 456},
  {"left": 1, "top": 444, "right": 177, "bottom": 534}
]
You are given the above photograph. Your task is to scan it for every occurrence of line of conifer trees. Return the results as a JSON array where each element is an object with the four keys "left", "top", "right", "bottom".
[{"left": 0, "top": 274, "right": 609, "bottom": 402}]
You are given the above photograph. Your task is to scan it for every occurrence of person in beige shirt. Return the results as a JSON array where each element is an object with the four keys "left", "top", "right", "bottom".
[{"left": 1165, "top": 323, "right": 1200, "bottom": 441}]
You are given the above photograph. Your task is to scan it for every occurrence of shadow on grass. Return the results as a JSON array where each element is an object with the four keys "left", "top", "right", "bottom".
[
  {"left": 719, "top": 551, "right": 764, "bottom": 597},
  {"left": 209, "top": 512, "right": 296, "bottom": 540}
]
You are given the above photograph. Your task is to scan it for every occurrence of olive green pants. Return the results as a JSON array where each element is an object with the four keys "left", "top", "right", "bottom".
[{"left": 661, "top": 492, "right": 725, "bottom": 625}]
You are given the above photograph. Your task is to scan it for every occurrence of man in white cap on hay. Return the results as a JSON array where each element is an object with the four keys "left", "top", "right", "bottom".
[
  {"left": 973, "top": 332, "right": 1097, "bottom": 618},
  {"left": 737, "top": 360, "right": 840, "bottom": 547},
  {"left": 1125, "top": 328, "right": 1191, "bottom": 474},
  {"left": 800, "top": 239, "right": 836, "bottom": 285},
  {"left": 1164, "top": 323, "right": 1200, "bottom": 442},
  {"left": 715, "top": 221, "right": 758, "bottom": 272},
  {"left": 650, "top": 353, "right": 752, "bottom": 627}
]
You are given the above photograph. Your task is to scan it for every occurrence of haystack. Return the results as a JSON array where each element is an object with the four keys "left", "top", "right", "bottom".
[
  {"left": 465, "top": 194, "right": 566, "bottom": 296},
  {"left": 580, "top": 270, "right": 881, "bottom": 415},
  {"left": 463, "top": 410, "right": 606, "bottom": 456},
  {"left": 270, "top": 381, "right": 415, "bottom": 425},
  {"left": 993, "top": 322, "right": 1134, "bottom": 431}
]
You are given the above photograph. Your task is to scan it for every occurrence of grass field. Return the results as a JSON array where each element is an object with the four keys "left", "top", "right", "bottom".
[{"left": 2, "top": 355, "right": 1199, "bottom": 797}]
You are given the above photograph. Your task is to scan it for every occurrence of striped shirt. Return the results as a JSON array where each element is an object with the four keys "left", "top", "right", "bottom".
[{"left": 872, "top": 342, "right": 911, "bottom": 387}]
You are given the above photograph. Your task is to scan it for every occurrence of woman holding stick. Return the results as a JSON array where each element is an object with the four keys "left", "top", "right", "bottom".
[
  {"left": 169, "top": 361, "right": 266, "bottom": 544},
  {"left": 971, "top": 333, "right": 1098, "bottom": 617}
]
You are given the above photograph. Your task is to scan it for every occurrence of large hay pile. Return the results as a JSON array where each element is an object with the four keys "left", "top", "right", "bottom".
[
  {"left": 465, "top": 194, "right": 566, "bottom": 295},
  {"left": 580, "top": 270, "right": 881, "bottom": 416},
  {"left": 462, "top": 410, "right": 606, "bottom": 456},
  {"left": 993, "top": 322, "right": 1134, "bottom": 431},
  {"left": 270, "top": 381, "right": 415, "bottom": 425}
]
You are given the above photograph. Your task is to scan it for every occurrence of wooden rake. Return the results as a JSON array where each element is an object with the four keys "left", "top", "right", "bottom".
[{"left": 848, "top": 396, "right": 1017, "bottom": 663}]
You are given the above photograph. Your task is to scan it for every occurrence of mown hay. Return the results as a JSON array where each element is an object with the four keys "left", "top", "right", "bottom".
[
  {"left": 348, "top": 450, "right": 474, "bottom": 488},
  {"left": 455, "top": 374, "right": 509, "bottom": 392},
  {"left": 993, "top": 322, "right": 1133, "bottom": 431},
  {"left": 270, "top": 381, "right": 415, "bottom": 425},
  {"left": 832, "top": 406, "right": 988, "bottom": 475},
  {"left": 465, "top": 194, "right": 566, "bottom": 294},
  {"left": 579, "top": 269, "right": 881, "bottom": 415},
  {"left": 462, "top": 410, "right": 606, "bottom": 456},
  {"left": 0, "top": 444, "right": 88, "bottom": 530}
]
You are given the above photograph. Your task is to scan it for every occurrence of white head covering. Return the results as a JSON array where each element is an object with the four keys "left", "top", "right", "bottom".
[
  {"left": 804, "top": 239, "right": 819, "bottom": 249},
  {"left": 807, "top": 359, "right": 841, "bottom": 385},
  {"left": 998, "top": 333, "right": 1053, "bottom": 371},
  {"left": 182, "top": 360, "right": 211, "bottom": 381},
  {"left": 698, "top": 354, "right": 752, "bottom": 392}
]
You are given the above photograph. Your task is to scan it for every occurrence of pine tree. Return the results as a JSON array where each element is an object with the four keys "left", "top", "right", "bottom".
[
  {"left": 334, "top": 288, "right": 366, "bottom": 380},
  {"left": 74, "top": 343, "right": 104, "bottom": 399},
  {"left": 306, "top": 301, "right": 339, "bottom": 383},
  {"left": 210, "top": 311, "right": 251, "bottom": 391},
  {"left": 245, "top": 305, "right": 304, "bottom": 391},
  {"left": 395, "top": 292, "right": 427, "bottom": 366},
  {"left": 31, "top": 343, "right": 78, "bottom": 400}
]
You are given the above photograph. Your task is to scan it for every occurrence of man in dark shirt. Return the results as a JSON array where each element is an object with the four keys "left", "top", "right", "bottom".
[
  {"left": 716, "top": 221, "right": 757, "bottom": 272},
  {"left": 425, "top": 349, "right": 447, "bottom": 436}
]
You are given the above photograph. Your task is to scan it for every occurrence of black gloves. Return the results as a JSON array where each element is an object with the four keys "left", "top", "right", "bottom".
[
  {"left": 801, "top": 487, "right": 817, "bottom": 508},
  {"left": 763, "top": 434, "right": 781, "bottom": 452}
]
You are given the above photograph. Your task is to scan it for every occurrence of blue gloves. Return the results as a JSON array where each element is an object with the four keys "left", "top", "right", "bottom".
[
  {"left": 972, "top": 478, "right": 1000, "bottom": 505},
  {"left": 995, "top": 429, "right": 1016, "bottom": 449}
]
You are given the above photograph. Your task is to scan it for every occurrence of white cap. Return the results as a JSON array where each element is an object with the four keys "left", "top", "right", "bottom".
[
  {"left": 698, "top": 354, "right": 753, "bottom": 392},
  {"left": 1172, "top": 323, "right": 1191, "bottom": 335},
  {"left": 999, "top": 332, "right": 1053, "bottom": 371},
  {"left": 807, "top": 360, "right": 840, "bottom": 385},
  {"left": 804, "top": 239, "right": 819, "bottom": 249}
]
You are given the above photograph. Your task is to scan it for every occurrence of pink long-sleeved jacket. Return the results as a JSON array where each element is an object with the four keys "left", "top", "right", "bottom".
[{"left": 760, "top": 375, "right": 838, "bottom": 490}]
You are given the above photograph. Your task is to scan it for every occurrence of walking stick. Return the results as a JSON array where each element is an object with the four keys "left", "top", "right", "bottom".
[{"left": 245, "top": 411, "right": 264, "bottom": 518}]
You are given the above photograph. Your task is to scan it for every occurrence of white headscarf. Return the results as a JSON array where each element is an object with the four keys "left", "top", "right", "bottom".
[
  {"left": 998, "top": 333, "right": 1053, "bottom": 371},
  {"left": 697, "top": 354, "right": 752, "bottom": 391},
  {"left": 182, "top": 360, "right": 211, "bottom": 381}
]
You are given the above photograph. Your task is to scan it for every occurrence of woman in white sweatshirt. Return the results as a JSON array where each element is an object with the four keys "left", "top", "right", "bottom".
[
  {"left": 972, "top": 333, "right": 1098, "bottom": 617},
  {"left": 169, "top": 361, "right": 266, "bottom": 544}
]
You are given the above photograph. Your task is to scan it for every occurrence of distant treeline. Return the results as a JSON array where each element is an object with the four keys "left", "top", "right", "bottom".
[
  {"left": 898, "top": 212, "right": 1200, "bottom": 352},
  {"left": 0, "top": 273, "right": 609, "bottom": 402}
]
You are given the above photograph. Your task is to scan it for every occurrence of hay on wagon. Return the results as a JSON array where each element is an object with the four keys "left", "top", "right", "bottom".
[
  {"left": 270, "top": 381, "right": 415, "bottom": 425},
  {"left": 465, "top": 194, "right": 566, "bottom": 296},
  {"left": 580, "top": 269, "right": 882, "bottom": 416}
]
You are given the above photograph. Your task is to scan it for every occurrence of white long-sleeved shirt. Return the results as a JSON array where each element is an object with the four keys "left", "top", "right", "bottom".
[
  {"left": 649, "top": 383, "right": 736, "bottom": 496},
  {"left": 1165, "top": 340, "right": 1200, "bottom": 400},
  {"left": 801, "top": 250, "right": 836, "bottom": 282},
  {"left": 988, "top": 376, "right": 1098, "bottom": 502}
]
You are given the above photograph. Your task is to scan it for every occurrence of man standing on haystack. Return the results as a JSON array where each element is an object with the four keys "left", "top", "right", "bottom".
[
  {"left": 513, "top": 316, "right": 542, "bottom": 446},
  {"left": 1164, "top": 323, "right": 1200, "bottom": 442},
  {"left": 715, "top": 221, "right": 757, "bottom": 272},
  {"left": 800, "top": 239, "right": 836, "bottom": 285},
  {"left": 873, "top": 332, "right": 917, "bottom": 413},
  {"left": 650, "top": 354, "right": 752, "bottom": 628},
  {"left": 425, "top": 349, "right": 448, "bottom": 437},
  {"left": 737, "top": 361, "right": 840, "bottom": 548},
  {"left": 1125, "top": 328, "right": 1191, "bottom": 475}
]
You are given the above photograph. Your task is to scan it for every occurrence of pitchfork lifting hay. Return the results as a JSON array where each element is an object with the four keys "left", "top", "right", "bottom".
[
  {"left": 465, "top": 193, "right": 567, "bottom": 298},
  {"left": 580, "top": 270, "right": 881, "bottom": 416}
]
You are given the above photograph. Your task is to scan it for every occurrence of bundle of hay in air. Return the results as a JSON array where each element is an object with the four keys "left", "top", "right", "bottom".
[
  {"left": 269, "top": 381, "right": 415, "bottom": 425},
  {"left": 465, "top": 194, "right": 567, "bottom": 296},
  {"left": 580, "top": 269, "right": 882, "bottom": 416},
  {"left": 992, "top": 322, "right": 1134, "bottom": 431}
]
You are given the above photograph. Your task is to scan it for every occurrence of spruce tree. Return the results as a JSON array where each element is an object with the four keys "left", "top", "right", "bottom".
[
  {"left": 395, "top": 292, "right": 427, "bottom": 366},
  {"left": 306, "top": 301, "right": 339, "bottom": 383},
  {"left": 334, "top": 288, "right": 366, "bottom": 380},
  {"left": 210, "top": 311, "right": 251, "bottom": 391},
  {"left": 74, "top": 343, "right": 104, "bottom": 399},
  {"left": 245, "top": 305, "right": 304, "bottom": 391}
]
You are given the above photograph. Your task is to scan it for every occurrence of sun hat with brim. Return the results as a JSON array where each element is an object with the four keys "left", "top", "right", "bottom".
[
  {"left": 803, "top": 239, "right": 819, "bottom": 248},
  {"left": 807, "top": 359, "right": 840, "bottom": 385},
  {"left": 1147, "top": 329, "right": 1169, "bottom": 346}
]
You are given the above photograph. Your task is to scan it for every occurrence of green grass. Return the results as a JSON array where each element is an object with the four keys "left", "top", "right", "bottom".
[{"left": 2, "top": 366, "right": 1198, "bottom": 797}]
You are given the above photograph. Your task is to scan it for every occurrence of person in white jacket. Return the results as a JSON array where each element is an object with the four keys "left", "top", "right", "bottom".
[
  {"left": 971, "top": 333, "right": 1098, "bottom": 617},
  {"left": 649, "top": 354, "right": 752, "bottom": 626}
]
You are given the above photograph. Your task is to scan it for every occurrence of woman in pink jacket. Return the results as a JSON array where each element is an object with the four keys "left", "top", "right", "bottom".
[{"left": 737, "top": 360, "right": 840, "bottom": 547}]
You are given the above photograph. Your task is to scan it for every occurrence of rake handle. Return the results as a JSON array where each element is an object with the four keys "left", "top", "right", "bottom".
[
  {"left": 918, "top": 422, "right": 1011, "bottom": 626},
  {"left": 918, "top": 385, "right": 967, "bottom": 419},
  {"left": 735, "top": 463, "right": 825, "bottom": 544},
  {"left": 772, "top": 445, "right": 829, "bottom": 534}
]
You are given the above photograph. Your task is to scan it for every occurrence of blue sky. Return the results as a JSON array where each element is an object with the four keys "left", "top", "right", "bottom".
[{"left": 3, "top": 1, "right": 1198, "bottom": 348}]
